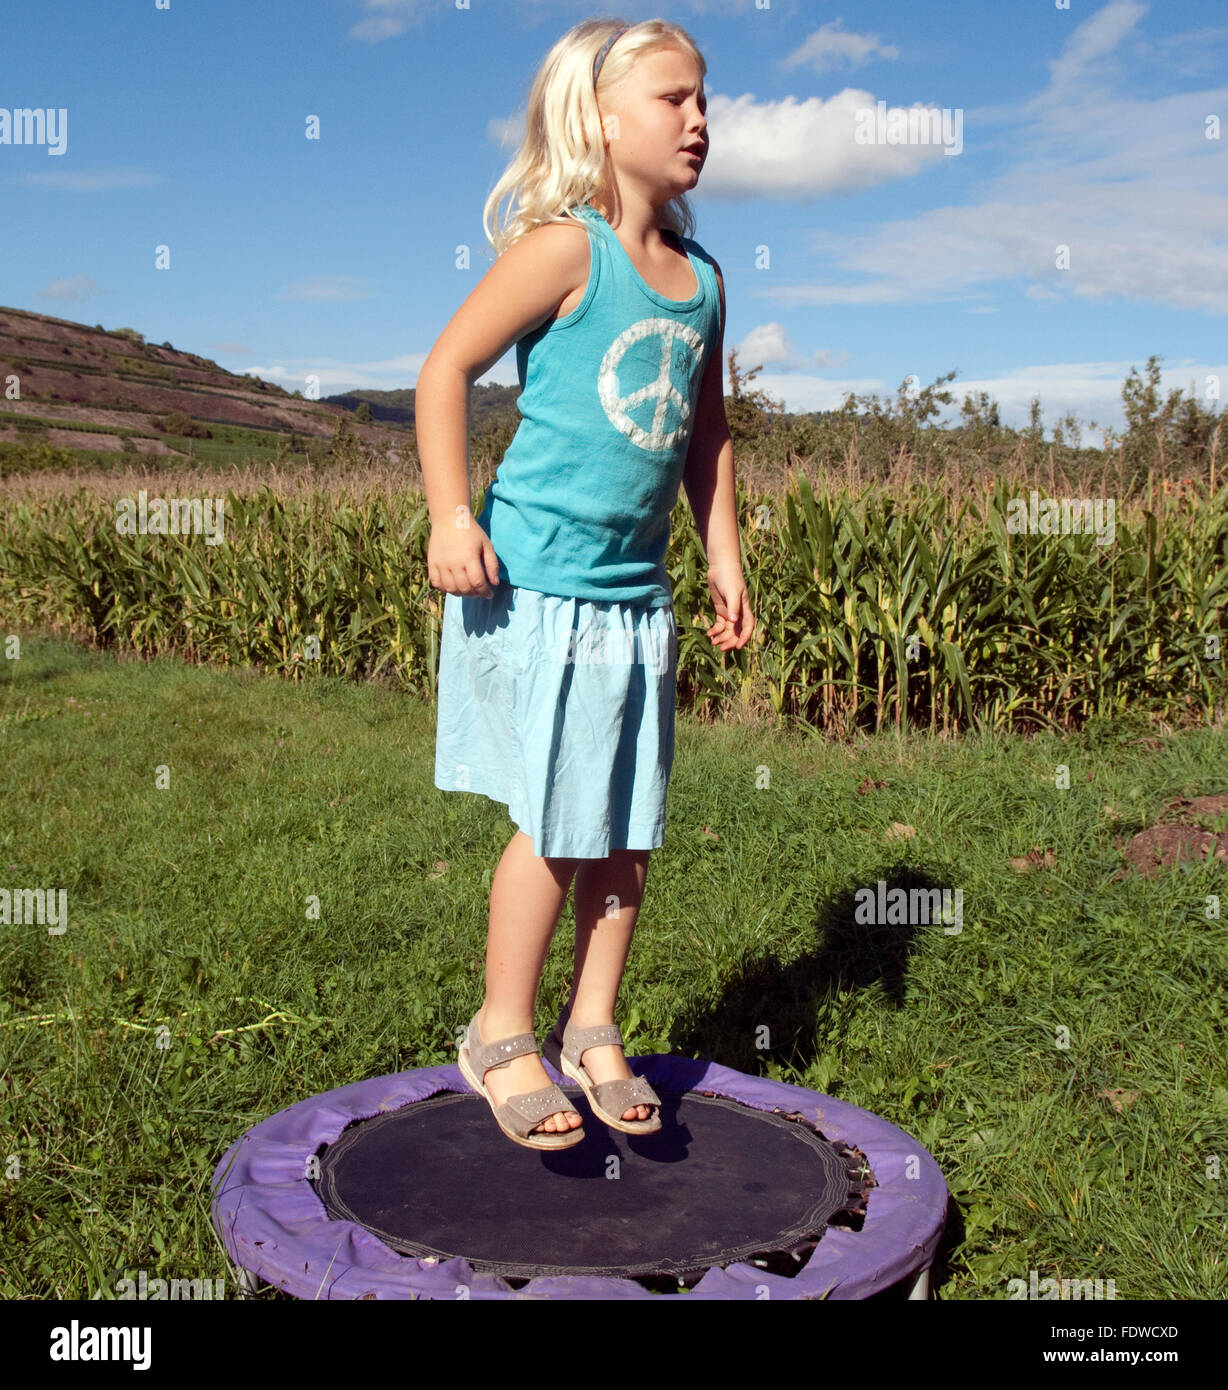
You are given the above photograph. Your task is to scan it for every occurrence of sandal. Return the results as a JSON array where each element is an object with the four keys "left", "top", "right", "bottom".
[
  {"left": 541, "top": 1013, "right": 663, "bottom": 1135},
  {"left": 457, "top": 1012, "right": 585, "bottom": 1150}
]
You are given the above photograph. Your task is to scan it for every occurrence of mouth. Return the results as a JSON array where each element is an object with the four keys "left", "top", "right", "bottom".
[{"left": 682, "top": 146, "right": 706, "bottom": 161}]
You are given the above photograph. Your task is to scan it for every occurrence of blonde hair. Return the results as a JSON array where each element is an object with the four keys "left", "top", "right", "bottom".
[{"left": 482, "top": 17, "right": 707, "bottom": 256}]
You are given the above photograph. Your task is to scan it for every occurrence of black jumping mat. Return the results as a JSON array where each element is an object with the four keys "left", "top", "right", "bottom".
[{"left": 312, "top": 1086, "right": 872, "bottom": 1282}]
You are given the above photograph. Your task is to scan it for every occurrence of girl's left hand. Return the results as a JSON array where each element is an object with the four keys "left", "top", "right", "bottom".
[{"left": 705, "top": 564, "right": 755, "bottom": 651}]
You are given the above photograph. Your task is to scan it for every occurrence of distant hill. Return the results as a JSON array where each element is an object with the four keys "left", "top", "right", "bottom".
[
  {"left": 324, "top": 381, "right": 520, "bottom": 433},
  {"left": 327, "top": 379, "right": 834, "bottom": 435},
  {"left": 0, "top": 304, "right": 830, "bottom": 477},
  {"left": 0, "top": 306, "right": 433, "bottom": 470}
]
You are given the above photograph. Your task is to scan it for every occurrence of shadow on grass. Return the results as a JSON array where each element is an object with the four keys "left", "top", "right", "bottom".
[
  {"left": 664, "top": 861, "right": 963, "bottom": 1297},
  {"left": 668, "top": 861, "right": 943, "bottom": 1074}
]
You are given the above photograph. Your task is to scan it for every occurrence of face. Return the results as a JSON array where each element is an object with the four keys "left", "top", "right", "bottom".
[{"left": 599, "top": 46, "right": 708, "bottom": 202}]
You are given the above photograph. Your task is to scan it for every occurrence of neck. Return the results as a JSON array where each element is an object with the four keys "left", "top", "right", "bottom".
[{"left": 590, "top": 187, "right": 675, "bottom": 251}]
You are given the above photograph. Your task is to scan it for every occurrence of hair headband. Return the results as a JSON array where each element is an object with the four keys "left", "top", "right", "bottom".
[{"left": 592, "top": 26, "right": 628, "bottom": 85}]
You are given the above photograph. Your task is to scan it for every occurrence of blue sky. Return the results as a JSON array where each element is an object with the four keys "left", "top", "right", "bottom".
[{"left": 5, "top": 0, "right": 1225, "bottom": 440}]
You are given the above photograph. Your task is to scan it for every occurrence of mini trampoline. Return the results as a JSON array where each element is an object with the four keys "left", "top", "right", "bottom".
[{"left": 211, "top": 1053, "right": 948, "bottom": 1299}]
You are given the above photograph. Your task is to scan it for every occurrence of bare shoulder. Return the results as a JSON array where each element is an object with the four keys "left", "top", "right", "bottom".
[
  {"left": 421, "top": 215, "right": 591, "bottom": 381},
  {"left": 505, "top": 216, "right": 591, "bottom": 321},
  {"left": 502, "top": 216, "right": 590, "bottom": 287}
]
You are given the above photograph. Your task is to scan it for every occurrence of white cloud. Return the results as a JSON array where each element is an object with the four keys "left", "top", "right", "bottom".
[
  {"left": 779, "top": 19, "right": 900, "bottom": 74},
  {"left": 243, "top": 353, "right": 429, "bottom": 393},
  {"left": 346, "top": 0, "right": 428, "bottom": 44},
  {"left": 745, "top": 183, "right": 1228, "bottom": 315},
  {"left": 488, "top": 112, "right": 522, "bottom": 148},
  {"left": 747, "top": 373, "right": 884, "bottom": 415},
  {"left": 41, "top": 274, "right": 103, "bottom": 301},
  {"left": 281, "top": 277, "right": 377, "bottom": 302},
  {"left": 12, "top": 167, "right": 160, "bottom": 192},
  {"left": 1046, "top": 0, "right": 1147, "bottom": 94},
  {"left": 735, "top": 322, "right": 847, "bottom": 372},
  {"left": 750, "top": 359, "right": 1227, "bottom": 437},
  {"left": 729, "top": 4, "right": 1228, "bottom": 315},
  {"left": 697, "top": 90, "right": 949, "bottom": 199}
]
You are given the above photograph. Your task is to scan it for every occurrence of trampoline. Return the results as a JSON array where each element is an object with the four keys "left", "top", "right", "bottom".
[{"left": 211, "top": 1053, "right": 948, "bottom": 1299}]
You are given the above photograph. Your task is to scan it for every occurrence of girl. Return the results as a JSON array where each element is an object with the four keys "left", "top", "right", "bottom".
[{"left": 419, "top": 17, "right": 754, "bottom": 1151}]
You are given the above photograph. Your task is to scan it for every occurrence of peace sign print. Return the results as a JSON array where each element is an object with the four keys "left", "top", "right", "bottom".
[{"left": 597, "top": 317, "right": 706, "bottom": 452}]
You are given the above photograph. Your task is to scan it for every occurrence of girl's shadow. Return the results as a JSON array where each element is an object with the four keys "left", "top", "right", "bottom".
[{"left": 667, "top": 862, "right": 945, "bottom": 1074}]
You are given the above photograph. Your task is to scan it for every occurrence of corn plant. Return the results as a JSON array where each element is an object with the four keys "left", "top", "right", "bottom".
[{"left": 0, "top": 472, "right": 1224, "bottom": 733}]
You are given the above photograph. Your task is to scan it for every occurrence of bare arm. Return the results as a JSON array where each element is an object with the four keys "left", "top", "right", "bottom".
[
  {"left": 682, "top": 262, "right": 755, "bottom": 651},
  {"left": 416, "top": 219, "right": 590, "bottom": 594},
  {"left": 417, "top": 221, "right": 589, "bottom": 524},
  {"left": 682, "top": 263, "right": 741, "bottom": 569}
]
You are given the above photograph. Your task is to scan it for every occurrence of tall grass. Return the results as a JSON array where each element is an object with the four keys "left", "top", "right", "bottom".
[{"left": 0, "top": 464, "right": 1223, "bottom": 735}]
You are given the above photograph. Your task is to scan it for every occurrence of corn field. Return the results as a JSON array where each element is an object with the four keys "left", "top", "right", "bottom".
[{"left": 0, "top": 473, "right": 1224, "bottom": 734}]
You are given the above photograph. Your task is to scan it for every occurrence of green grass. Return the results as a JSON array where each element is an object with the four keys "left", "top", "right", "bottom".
[{"left": 0, "top": 634, "right": 1225, "bottom": 1299}]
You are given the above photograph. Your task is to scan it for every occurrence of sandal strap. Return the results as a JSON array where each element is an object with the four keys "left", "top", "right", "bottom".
[
  {"left": 562, "top": 1021, "right": 623, "bottom": 1067},
  {"left": 498, "top": 1085, "right": 577, "bottom": 1139},
  {"left": 467, "top": 1018, "right": 539, "bottom": 1076},
  {"left": 591, "top": 1075, "right": 660, "bottom": 1116}
]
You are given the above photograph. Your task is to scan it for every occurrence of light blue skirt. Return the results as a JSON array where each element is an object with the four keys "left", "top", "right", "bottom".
[{"left": 433, "top": 585, "right": 678, "bottom": 859}]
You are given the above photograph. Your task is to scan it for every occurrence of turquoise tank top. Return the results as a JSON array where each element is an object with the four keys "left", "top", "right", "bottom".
[{"left": 475, "top": 202, "right": 721, "bottom": 608}]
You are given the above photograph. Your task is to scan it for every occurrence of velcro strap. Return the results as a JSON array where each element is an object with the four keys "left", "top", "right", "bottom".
[
  {"left": 564, "top": 1022, "right": 623, "bottom": 1066},
  {"left": 591, "top": 1076, "right": 660, "bottom": 1114},
  {"left": 499, "top": 1085, "right": 575, "bottom": 1137},
  {"left": 469, "top": 1027, "right": 538, "bottom": 1075}
]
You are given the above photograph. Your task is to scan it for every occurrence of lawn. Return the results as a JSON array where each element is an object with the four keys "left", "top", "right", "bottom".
[{"left": 0, "top": 634, "right": 1224, "bottom": 1298}]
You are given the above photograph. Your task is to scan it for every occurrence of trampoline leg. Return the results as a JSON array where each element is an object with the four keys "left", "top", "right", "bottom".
[
  {"left": 235, "top": 1266, "right": 264, "bottom": 1296},
  {"left": 905, "top": 1267, "right": 931, "bottom": 1301}
]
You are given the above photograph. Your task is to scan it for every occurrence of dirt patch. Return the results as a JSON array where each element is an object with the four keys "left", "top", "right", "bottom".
[
  {"left": 1115, "top": 793, "right": 1228, "bottom": 878},
  {"left": 1165, "top": 793, "right": 1228, "bottom": 824},
  {"left": 46, "top": 429, "right": 180, "bottom": 456}
]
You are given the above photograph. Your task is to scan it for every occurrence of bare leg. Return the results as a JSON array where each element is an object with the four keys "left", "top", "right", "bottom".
[
  {"left": 562, "top": 848, "right": 653, "bottom": 1122},
  {"left": 476, "top": 830, "right": 583, "bottom": 1134}
]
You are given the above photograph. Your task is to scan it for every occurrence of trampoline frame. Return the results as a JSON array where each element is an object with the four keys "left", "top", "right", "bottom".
[{"left": 211, "top": 1053, "right": 948, "bottom": 1300}]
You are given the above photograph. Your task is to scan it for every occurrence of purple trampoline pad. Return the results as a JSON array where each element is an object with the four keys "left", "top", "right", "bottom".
[{"left": 212, "top": 1054, "right": 949, "bottom": 1300}]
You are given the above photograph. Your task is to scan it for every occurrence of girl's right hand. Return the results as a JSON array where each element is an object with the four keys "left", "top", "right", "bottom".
[{"left": 428, "top": 516, "right": 502, "bottom": 597}]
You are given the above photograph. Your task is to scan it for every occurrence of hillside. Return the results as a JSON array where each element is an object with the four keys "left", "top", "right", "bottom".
[
  {"left": 0, "top": 303, "right": 835, "bottom": 483},
  {"left": 0, "top": 306, "right": 428, "bottom": 471},
  {"left": 327, "top": 382, "right": 521, "bottom": 433}
]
